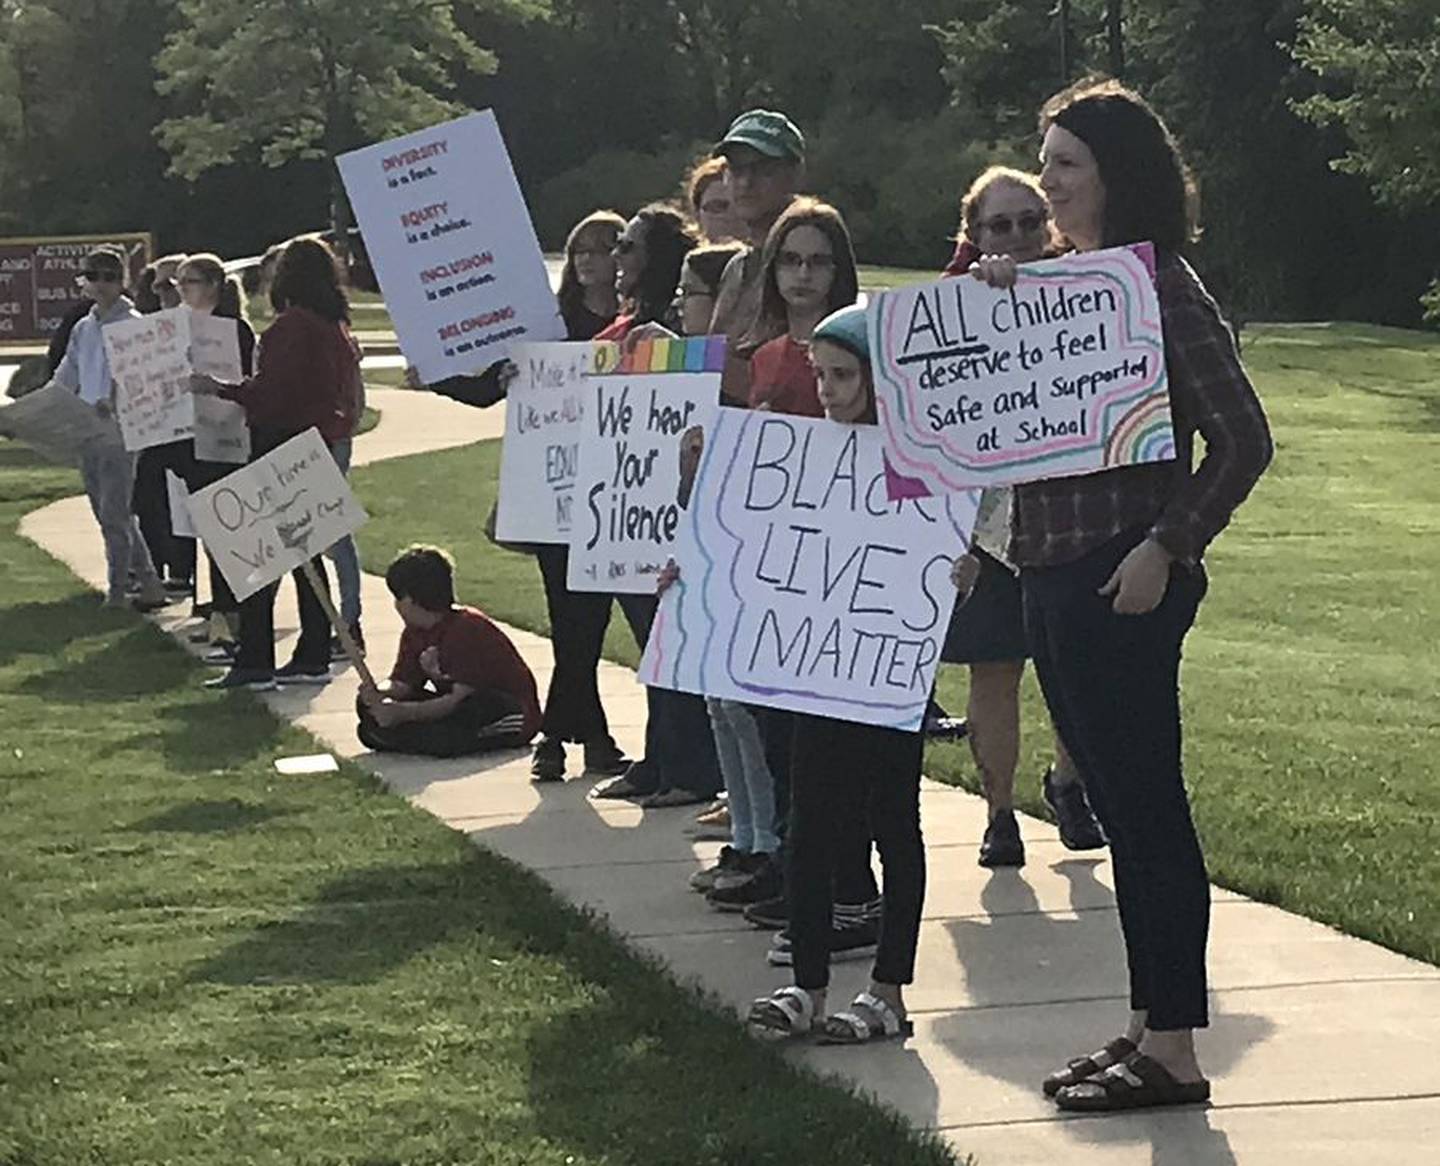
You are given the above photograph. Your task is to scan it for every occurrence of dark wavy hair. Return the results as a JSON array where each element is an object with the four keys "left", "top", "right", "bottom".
[
  {"left": 270, "top": 236, "right": 350, "bottom": 323},
  {"left": 1040, "top": 77, "right": 1199, "bottom": 255},
  {"left": 744, "top": 196, "right": 859, "bottom": 352},
  {"left": 557, "top": 210, "right": 625, "bottom": 326},
  {"left": 624, "top": 204, "right": 700, "bottom": 326},
  {"left": 385, "top": 544, "right": 456, "bottom": 613}
]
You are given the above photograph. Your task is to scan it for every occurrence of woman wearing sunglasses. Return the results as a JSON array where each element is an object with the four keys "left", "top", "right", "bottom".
[{"left": 941, "top": 168, "right": 1107, "bottom": 871}]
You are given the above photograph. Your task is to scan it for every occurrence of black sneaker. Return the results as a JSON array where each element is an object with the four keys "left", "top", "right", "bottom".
[
  {"left": 275, "top": 660, "right": 330, "bottom": 686},
  {"left": 743, "top": 894, "right": 789, "bottom": 930},
  {"left": 706, "top": 855, "right": 782, "bottom": 912},
  {"left": 583, "top": 737, "right": 630, "bottom": 777},
  {"left": 767, "top": 916, "right": 880, "bottom": 967},
  {"left": 530, "top": 736, "right": 566, "bottom": 782},
  {"left": 979, "top": 808, "right": 1025, "bottom": 868},
  {"left": 924, "top": 714, "right": 969, "bottom": 741},
  {"left": 1043, "top": 769, "right": 1108, "bottom": 851},
  {"left": 203, "top": 639, "right": 239, "bottom": 664},
  {"left": 203, "top": 668, "right": 277, "bottom": 692}
]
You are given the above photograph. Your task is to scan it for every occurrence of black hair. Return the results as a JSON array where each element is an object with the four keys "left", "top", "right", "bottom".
[
  {"left": 625, "top": 204, "right": 700, "bottom": 326},
  {"left": 385, "top": 544, "right": 456, "bottom": 613},
  {"left": 270, "top": 236, "right": 350, "bottom": 323}
]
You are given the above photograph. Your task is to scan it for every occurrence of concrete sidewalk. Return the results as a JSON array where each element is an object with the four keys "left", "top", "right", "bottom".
[{"left": 20, "top": 389, "right": 1440, "bottom": 1165}]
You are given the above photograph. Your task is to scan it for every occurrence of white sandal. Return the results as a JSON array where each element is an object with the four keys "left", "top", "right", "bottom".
[
  {"left": 819, "top": 991, "right": 914, "bottom": 1045},
  {"left": 747, "top": 986, "right": 817, "bottom": 1040}
]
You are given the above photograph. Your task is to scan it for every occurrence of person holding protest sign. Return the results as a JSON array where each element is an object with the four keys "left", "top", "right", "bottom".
[
  {"left": 707, "top": 110, "right": 806, "bottom": 405},
  {"left": 175, "top": 253, "right": 256, "bottom": 652},
  {"left": 967, "top": 79, "right": 1273, "bottom": 1111},
  {"left": 193, "top": 236, "right": 360, "bottom": 690},
  {"left": 49, "top": 246, "right": 168, "bottom": 610},
  {"left": 678, "top": 157, "right": 744, "bottom": 335},
  {"left": 357, "top": 546, "right": 541, "bottom": 757},
  {"left": 938, "top": 168, "right": 1106, "bottom": 870},
  {"left": 746, "top": 305, "right": 933, "bottom": 1047}
]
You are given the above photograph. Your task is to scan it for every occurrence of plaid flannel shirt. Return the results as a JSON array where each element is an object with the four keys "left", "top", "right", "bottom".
[{"left": 1011, "top": 254, "right": 1273, "bottom": 568}]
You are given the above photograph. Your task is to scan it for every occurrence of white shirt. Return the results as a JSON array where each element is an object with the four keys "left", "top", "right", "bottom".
[{"left": 52, "top": 296, "right": 140, "bottom": 405}]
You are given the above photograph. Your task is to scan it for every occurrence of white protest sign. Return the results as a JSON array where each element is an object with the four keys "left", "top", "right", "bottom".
[
  {"left": 869, "top": 244, "right": 1174, "bottom": 498},
  {"left": 102, "top": 307, "right": 194, "bottom": 451},
  {"left": 639, "top": 410, "right": 979, "bottom": 730},
  {"left": 0, "top": 382, "right": 112, "bottom": 464},
  {"left": 337, "top": 110, "right": 563, "bottom": 384},
  {"left": 187, "top": 428, "right": 367, "bottom": 602},
  {"left": 189, "top": 312, "right": 251, "bottom": 463},
  {"left": 495, "top": 341, "right": 590, "bottom": 544},
  {"left": 567, "top": 370, "right": 719, "bottom": 595},
  {"left": 165, "top": 469, "right": 196, "bottom": 538}
]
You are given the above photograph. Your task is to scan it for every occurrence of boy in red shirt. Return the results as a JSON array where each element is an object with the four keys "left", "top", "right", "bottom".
[{"left": 357, "top": 545, "right": 541, "bottom": 757}]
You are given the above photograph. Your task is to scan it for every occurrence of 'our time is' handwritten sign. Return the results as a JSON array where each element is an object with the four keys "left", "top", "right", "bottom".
[
  {"left": 639, "top": 410, "right": 979, "bottom": 730},
  {"left": 187, "top": 428, "right": 366, "bottom": 601},
  {"left": 870, "top": 244, "right": 1173, "bottom": 498},
  {"left": 566, "top": 370, "right": 719, "bottom": 594}
]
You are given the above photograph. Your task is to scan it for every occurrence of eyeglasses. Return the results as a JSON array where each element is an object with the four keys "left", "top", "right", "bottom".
[
  {"left": 776, "top": 250, "right": 835, "bottom": 273},
  {"left": 80, "top": 268, "right": 123, "bottom": 282},
  {"left": 726, "top": 157, "right": 789, "bottom": 181},
  {"left": 980, "top": 211, "right": 1048, "bottom": 236},
  {"left": 177, "top": 276, "right": 211, "bottom": 286}
]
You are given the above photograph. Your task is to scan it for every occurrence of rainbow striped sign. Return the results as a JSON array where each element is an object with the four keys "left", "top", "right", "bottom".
[
  {"left": 870, "top": 244, "right": 1174, "bottom": 499},
  {"left": 591, "top": 334, "right": 728, "bottom": 377}
]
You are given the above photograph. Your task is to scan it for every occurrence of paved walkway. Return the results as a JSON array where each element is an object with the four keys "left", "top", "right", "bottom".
[{"left": 20, "top": 389, "right": 1440, "bottom": 1164}]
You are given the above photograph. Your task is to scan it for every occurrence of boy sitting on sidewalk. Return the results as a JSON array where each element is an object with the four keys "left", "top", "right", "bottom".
[{"left": 357, "top": 545, "right": 541, "bottom": 758}]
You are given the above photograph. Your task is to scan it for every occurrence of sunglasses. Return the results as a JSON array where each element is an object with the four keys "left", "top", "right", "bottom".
[
  {"left": 81, "top": 268, "right": 123, "bottom": 282},
  {"left": 980, "top": 211, "right": 1048, "bottom": 236}
]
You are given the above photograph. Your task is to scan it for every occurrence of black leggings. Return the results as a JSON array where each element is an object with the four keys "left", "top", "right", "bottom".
[
  {"left": 534, "top": 543, "right": 615, "bottom": 743},
  {"left": 1023, "top": 528, "right": 1210, "bottom": 1031},
  {"left": 787, "top": 714, "right": 925, "bottom": 991}
]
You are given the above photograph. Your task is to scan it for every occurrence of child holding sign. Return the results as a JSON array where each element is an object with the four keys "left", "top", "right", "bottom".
[
  {"left": 746, "top": 305, "right": 939, "bottom": 1047},
  {"left": 358, "top": 546, "right": 541, "bottom": 757}
]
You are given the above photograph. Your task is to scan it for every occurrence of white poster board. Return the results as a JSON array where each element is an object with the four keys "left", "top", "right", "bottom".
[
  {"left": 102, "top": 307, "right": 194, "bottom": 451},
  {"left": 0, "top": 382, "right": 112, "bottom": 464},
  {"left": 189, "top": 312, "right": 250, "bottom": 463},
  {"left": 639, "top": 410, "right": 979, "bottom": 730},
  {"left": 567, "top": 371, "right": 719, "bottom": 594},
  {"left": 337, "top": 110, "right": 563, "bottom": 383},
  {"left": 165, "top": 469, "right": 196, "bottom": 538},
  {"left": 187, "top": 428, "right": 366, "bottom": 602},
  {"left": 495, "top": 341, "right": 591, "bottom": 544},
  {"left": 869, "top": 244, "right": 1174, "bottom": 498}
]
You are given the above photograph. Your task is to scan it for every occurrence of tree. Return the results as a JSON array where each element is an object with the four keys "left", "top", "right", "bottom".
[{"left": 155, "top": 0, "right": 538, "bottom": 238}]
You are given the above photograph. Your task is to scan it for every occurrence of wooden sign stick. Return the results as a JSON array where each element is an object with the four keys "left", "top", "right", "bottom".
[{"left": 300, "top": 558, "right": 377, "bottom": 689}]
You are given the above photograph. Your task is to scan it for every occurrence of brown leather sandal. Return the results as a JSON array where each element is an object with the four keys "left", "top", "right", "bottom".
[
  {"left": 1042, "top": 1036, "right": 1138, "bottom": 1096},
  {"left": 1054, "top": 1054, "right": 1211, "bottom": 1112}
]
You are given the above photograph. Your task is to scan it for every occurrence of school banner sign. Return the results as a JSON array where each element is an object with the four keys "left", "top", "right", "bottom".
[
  {"left": 187, "top": 428, "right": 366, "bottom": 602},
  {"left": 639, "top": 410, "right": 979, "bottom": 730},
  {"left": 338, "top": 111, "right": 563, "bottom": 383},
  {"left": 869, "top": 244, "right": 1173, "bottom": 498}
]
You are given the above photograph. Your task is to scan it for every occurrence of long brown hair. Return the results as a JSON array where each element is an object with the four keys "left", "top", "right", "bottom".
[
  {"left": 556, "top": 211, "right": 625, "bottom": 324},
  {"left": 270, "top": 236, "right": 349, "bottom": 323},
  {"left": 744, "top": 197, "right": 859, "bottom": 352},
  {"left": 179, "top": 252, "right": 249, "bottom": 322}
]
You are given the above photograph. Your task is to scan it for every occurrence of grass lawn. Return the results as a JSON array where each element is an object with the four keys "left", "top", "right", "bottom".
[
  {"left": 351, "top": 321, "right": 1440, "bottom": 967},
  {"left": 0, "top": 449, "right": 963, "bottom": 1162}
]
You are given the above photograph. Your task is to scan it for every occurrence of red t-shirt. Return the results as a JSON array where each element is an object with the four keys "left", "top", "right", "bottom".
[
  {"left": 390, "top": 605, "right": 541, "bottom": 736},
  {"left": 747, "top": 334, "right": 823, "bottom": 417}
]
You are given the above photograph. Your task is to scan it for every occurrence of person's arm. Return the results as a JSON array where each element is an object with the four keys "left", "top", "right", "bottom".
[
  {"left": 237, "top": 320, "right": 257, "bottom": 377},
  {"left": 377, "top": 682, "right": 475, "bottom": 725},
  {"left": 428, "top": 360, "right": 513, "bottom": 409},
  {"left": 212, "top": 312, "right": 310, "bottom": 427}
]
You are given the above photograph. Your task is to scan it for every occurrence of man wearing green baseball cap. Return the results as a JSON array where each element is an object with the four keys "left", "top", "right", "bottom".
[{"left": 708, "top": 109, "right": 807, "bottom": 404}]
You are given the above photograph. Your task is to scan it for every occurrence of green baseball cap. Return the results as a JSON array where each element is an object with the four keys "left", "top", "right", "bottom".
[{"left": 714, "top": 109, "right": 805, "bottom": 162}]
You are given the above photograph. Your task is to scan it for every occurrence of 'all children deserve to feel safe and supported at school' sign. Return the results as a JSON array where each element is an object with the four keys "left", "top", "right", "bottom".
[
  {"left": 869, "top": 244, "right": 1175, "bottom": 499},
  {"left": 338, "top": 111, "right": 564, "bottom": 384},
  {"left": 639, "top": 410, "right": 980, "bottom": 731}
]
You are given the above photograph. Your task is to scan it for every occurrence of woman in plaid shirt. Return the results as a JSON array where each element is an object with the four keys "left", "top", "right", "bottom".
[{"left": 972, "top": 78, "right": 1273, "bottom": 1112}]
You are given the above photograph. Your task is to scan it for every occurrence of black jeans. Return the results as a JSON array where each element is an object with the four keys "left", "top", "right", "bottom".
[
  {"left": 234, "top": 555, "right": 333, "bottom": 674},
  {"left": 1022, "top": 528, "right": 1210, "bottom": 1031},
  {"left": 134, "top": 440, "right": 196, "bottom": 583},
  {"left": 613, "top": 593, "right": 722, "bottom": 799},
  {"left": 535, "top": 543, "right": 615, "bottom": 744},
  {"left": 787, "top": 713, "right": 925, "bottom": 991},
  {"left": 356, "top": 689, "right": 527, "bottom": 758}
]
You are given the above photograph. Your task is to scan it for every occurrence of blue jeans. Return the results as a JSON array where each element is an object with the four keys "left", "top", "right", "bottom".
[
  {"left": 80, "top": 426, "right": 159, "bottom": 601},
  {"left": 326, "top": 437, "right": 362, "bottom": 627},
  {"left": 706, "top": 697, "right": 778, "bottom": 853}
]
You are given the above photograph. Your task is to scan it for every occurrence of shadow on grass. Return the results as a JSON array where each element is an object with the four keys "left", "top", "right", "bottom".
[
  {"left": 129, "top": 798, "right": 291, "bottom": 834},
  {"left": 0, "top": 595, "right": 110, "bottom": 668},
  {"left": 189, "top": 853, "right": 961, "bottom": 1164},
  {"left": 17, "top": 622, "right": 193, "bottom": 702}
]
